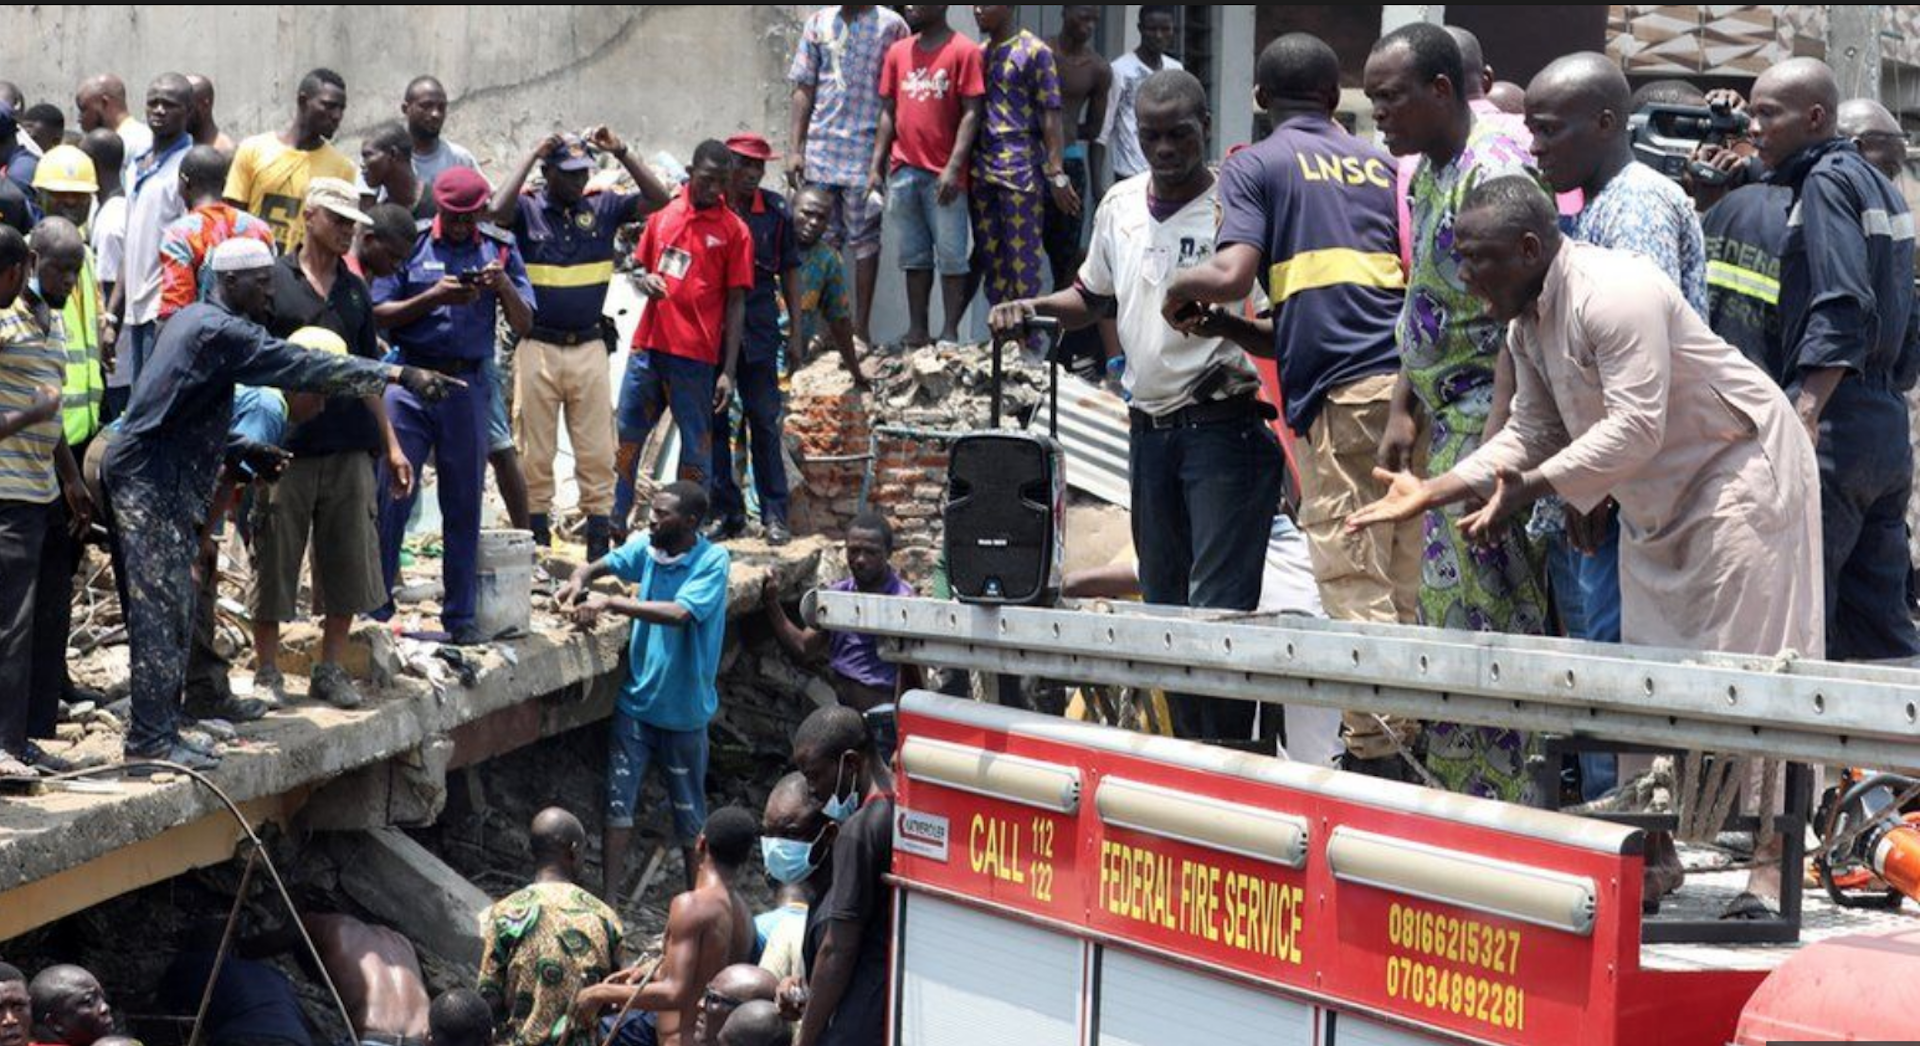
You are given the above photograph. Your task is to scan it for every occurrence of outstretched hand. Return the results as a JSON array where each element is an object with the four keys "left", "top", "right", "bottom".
[
  {"left": 1347, "top": 468, "right": 1432, "bottom": 533},
  {"left": 1460, "top": 466, "right": 1528, "bottom": 544}
]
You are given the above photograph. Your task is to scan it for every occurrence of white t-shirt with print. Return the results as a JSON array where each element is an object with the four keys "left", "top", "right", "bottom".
[{"left": 1078, "top": 173, "right": 1261, "bottom": 418}]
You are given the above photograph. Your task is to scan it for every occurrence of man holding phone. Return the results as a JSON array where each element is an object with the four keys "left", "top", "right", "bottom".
[
  {"left": 371, "top": 166, "right": 534, "bottom": 645},
  {"left": 988, "top": 70, "right": 1281, "bottom": 743}
]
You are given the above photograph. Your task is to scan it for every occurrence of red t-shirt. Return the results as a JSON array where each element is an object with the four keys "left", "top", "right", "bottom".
[
  {"left": 879, "top": 32, "right": 987, "bottom": 180},
  {"left": 633, "top": 191, "right": 755, "bottom": 365}
]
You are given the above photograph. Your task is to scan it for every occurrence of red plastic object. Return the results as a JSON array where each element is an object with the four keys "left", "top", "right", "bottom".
[{"left": 1734, "top": 928, "right": 1920, "bottom": 1044}]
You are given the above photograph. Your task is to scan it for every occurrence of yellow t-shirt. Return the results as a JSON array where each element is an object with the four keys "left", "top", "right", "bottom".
[{"left": 225, "top": 134, "right": 357, "bottom": 254}]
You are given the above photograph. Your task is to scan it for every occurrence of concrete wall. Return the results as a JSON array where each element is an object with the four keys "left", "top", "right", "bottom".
[{"left": 0, "top": 5, "right": 807, "bottom": 170}]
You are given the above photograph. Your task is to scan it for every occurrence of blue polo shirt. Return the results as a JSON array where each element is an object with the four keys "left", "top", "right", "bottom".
[
  {"left": 513, "top": 189, "right": 647, "bottom": 335},
  {"left": 740, "top": 188, "right": 801, "bottom": 363},
  {"left": 604, "top": 533, "right": 732, "bottom": 731},
  {"left": 371, "top": 219, "right": 536, "bottom": 361},
  {"left": 1216, "top": 113, "right": 1405, "bottom": 433}
]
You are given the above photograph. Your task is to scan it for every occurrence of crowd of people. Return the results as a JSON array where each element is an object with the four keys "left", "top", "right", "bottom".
[
  {"left": 0, "top": 702, "right": 887, "bottom": 1046},
  {"left": 2, "top": 4, "right": 1920, "bottom": 1044}
]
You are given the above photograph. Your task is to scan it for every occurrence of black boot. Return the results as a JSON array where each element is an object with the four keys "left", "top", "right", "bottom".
[
  {"left": 586, "top": 516, "right": 612, "bottom": 563},
  {"left": 530, "top": 513, "right": 552, "bottom": 548}
]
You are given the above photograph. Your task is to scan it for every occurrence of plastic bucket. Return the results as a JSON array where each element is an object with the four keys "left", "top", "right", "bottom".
[{"left": 475, "top": 529, "right": 535, "bottom": 640}]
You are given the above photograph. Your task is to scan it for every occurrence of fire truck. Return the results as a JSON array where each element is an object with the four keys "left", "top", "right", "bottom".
[{"left": 808, "top": 589, "right": 1920, "bottom": 1046}]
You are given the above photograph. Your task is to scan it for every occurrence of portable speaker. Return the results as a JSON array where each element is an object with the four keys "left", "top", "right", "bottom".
[{"left": 944, "top": 432, "right": 1067, "bottom": 606}]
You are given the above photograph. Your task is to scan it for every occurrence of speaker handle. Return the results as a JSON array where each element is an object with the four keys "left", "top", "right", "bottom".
[
  {"left": 992, "top": 318, "right": 1065, "bottom": 436},
  {"left": 1026, "top": 317, "right": 1063, "bottom": 439},
  {"left": 990, "top": 329, "right": 1005, "bottom": 429}
]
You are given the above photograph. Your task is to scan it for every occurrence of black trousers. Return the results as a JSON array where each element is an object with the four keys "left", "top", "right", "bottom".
[{"left": 0, "top": 499, "right": 53, "bottom": 754}]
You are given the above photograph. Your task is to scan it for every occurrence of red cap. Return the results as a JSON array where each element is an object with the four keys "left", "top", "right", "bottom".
[
  {"left": 434, "top": 166, "right": 492, "bottom": 214},
  {"left": 725, "top": 133, "right": 781, "bottom": 163}
]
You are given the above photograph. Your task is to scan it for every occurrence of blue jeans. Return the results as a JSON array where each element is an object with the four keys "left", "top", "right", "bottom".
[
  {"left": 1575, "top": 518, "right": 1623, "bottom": 644},
  {"left": 614, "top": 350, "right": 717, "bottom": 529},
  {"left": 1550, "top": 519, "right": 1622, "bottom": 644},
  {"left": 601, "top": 1012, "right": 656, "bottom": 1046},
  {"left": 1131, "top": 416, "right": 1283, "bottom": 741},
  {"left": 126, "top": 322, "right": 159, "bottom": 391},
  {"left": 485, "top": 354, "right": 514, "bottom": 454},
  {"left": 711, "top": 354, "right": 789, "bottom": 527},
  {"left": 889, "top": 166, "right": 971, "bottom": 275},
  {"left": 377, "top": 374, "right": 490, "bottom": 632},
  {"left": 606, "top": 713, "right": 709, "bottom": 839},
  {"left": 1548, "top": 522, "right": 1621, "bottom": 801}
]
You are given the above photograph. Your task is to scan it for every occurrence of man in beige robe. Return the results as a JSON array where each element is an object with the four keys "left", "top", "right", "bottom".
[
  {"left": 1351, "top": 174, "right": 1824, "bottom": 915},
  {"left": 1351, "top": 175, "right": 1824, "bottom": 659}
]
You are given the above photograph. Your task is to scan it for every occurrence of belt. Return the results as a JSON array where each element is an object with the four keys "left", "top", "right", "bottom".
[
  {"left": 399, "top": 353, "right": 484, "bottom": 377},
  {"left": 529, "top": 326, "right": 606, "bottom": 348},
  {"left": 360, "top": 1035, "right": 427, "bottom": 1046},
  {"left": 1130, "top": 395, "right": 1275, "bottom": 433}
]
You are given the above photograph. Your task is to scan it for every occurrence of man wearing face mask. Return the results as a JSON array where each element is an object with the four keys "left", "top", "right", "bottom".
[
  {"left": 558, "top": 482, "right": 732, "bottom": 902},
  {"left": 756, "top": 773, "right": 833, "bottom": 983},
  {"left": 781, "top": 706, "right": 893, "bottom": 1046}
]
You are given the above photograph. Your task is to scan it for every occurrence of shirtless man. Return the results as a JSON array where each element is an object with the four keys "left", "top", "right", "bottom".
[
  {"left": 692, "top": 967, "right": 778, "bottom": 1046},
  {"left": 573, "top": 808, "right": 761, "bottom": 1046},
  {"left": 1046, "top": 4, "right": 1111, "bottom": 286},
  {"left": 297, "top": 916, "right": 432, "bottom": 1046},
  {"left": 243, "top": 911, "right": 429, "bottom": 1045}
]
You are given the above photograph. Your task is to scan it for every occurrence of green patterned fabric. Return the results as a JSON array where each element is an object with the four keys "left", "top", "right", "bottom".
[{"left": 478, "top": 881, "right": 624, "bottom": 1046}]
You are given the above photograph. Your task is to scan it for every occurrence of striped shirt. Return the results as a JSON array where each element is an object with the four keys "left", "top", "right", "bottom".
[{"left": 0, "top": 297, "right": 68, "bottom": 504}]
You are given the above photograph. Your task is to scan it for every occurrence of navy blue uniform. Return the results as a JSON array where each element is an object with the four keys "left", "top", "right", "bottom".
[
  {"left": 713, "top": 188, "right": 800, "bottom": 530},
  {"left": 1773, "top": 138, "right": 1920, "bottom": 661},
  {"left": 103, "top": 301, "right": 391, "bottom": 755},
  {"left": 371, "top": 219, "right": 535, "bottom": 636}
]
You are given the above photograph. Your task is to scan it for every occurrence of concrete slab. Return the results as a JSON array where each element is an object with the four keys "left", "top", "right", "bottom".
[
  {"left": 329, "top": 828, "right": 494, "bottom": 977},
  {"left": 0, "top": 539, "right": 830, "bottom": 940}
]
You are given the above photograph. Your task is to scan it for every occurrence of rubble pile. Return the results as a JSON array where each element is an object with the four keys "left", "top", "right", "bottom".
[{"left": 788, "top": 341, "right": 1049, "bottom": 584}]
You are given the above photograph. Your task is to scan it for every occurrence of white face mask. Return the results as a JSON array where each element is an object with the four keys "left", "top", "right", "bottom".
[
  {"left": 824, "top": 752, "right": 862, "bottom": 823},
  {"left": 648, "top": 544, "right": 689, "bottom": 567}
]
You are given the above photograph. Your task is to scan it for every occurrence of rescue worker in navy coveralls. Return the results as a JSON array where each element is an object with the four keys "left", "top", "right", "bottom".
[
  {"left": 371, "top": 166, "right": 535, "bottom": 645},
  {"left": 1750, "top": 59, "right": 1920, "bottom": 662},
  {"left": 103, "top": 237, "right": 459, "bottom": 771}
]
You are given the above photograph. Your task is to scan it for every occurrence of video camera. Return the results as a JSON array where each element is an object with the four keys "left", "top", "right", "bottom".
[{"left": 1630, "top": 101, "right": 1751, "bottom": 186}]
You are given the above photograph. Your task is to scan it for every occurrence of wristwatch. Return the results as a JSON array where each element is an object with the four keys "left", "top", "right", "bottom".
[{"left": 1048, "top": 170, "right": 1071, "bottom": 190}]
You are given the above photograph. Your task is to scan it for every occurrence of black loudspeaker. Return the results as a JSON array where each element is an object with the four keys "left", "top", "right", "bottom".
[
  {"left": 944, "top": 432, "right": 1066, "bottom": 606},
  {"left": 946, "top": 317, "right": 1068, "bottom": 607}
]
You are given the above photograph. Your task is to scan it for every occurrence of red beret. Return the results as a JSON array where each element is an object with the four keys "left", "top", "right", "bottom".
[{"left": 434, "top": 166, "right": 492, "bottom": 214}]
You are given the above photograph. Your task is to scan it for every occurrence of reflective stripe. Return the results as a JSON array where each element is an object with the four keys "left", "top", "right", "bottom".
[
  {"left": 1706, "top": 260, "right": 1781, "bottom": 306},
  {"left": 525, "top": 260, "right": 616, "bottom": 289},
  {"left": 1266, "top": 248, "right": 1406, "bottom": 306},
  {"left": 1787, "top": 203, "right": 1918, "bottom": 242},
  {"left": 1862, "top": 208, "right": 1917, "bottom": 242}
]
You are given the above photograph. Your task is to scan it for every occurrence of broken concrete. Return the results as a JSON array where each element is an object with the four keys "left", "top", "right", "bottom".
[
  {"left": 0, "top": 538, "right": 831, "bottom": 938},
  {"left": 327, "top": 828, "right": 492, "bottom": 978}
]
